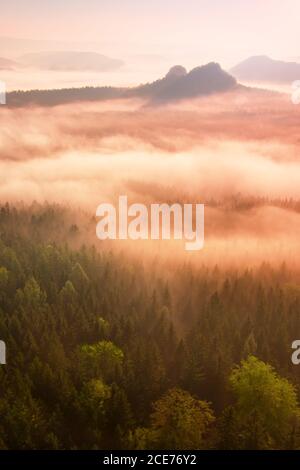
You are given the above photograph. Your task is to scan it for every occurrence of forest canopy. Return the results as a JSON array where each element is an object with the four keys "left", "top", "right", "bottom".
[{"left": 0, "top": 203, "right": 300, "bottom": 449}]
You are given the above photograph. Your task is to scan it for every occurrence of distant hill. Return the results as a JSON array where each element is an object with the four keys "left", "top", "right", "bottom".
[
  {"left": 0, "top": 57, "right": 20, "bottom": 70},
  {"left": 18, "top": 51, "right": 124, "bottom": 72},
  {"left": 132, "top": 62, "right": 237, "bottom": 103},
  {"left": 230, "top": 55, "right": 300, "bottom": 83},
  {"left": 6, "top": 63, "right": 238, "bottom": 107}
]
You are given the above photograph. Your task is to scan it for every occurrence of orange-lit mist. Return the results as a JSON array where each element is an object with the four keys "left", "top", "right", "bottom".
[{"left": 1, "top": 89, "right": 300, "bottom": 268}]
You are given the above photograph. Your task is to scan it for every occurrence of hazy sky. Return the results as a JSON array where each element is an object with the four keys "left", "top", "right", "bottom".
[{"left": 1, "top": 0, "right": 300, "bottom": 67}]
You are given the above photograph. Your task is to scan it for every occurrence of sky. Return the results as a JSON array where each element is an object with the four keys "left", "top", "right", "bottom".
[{"left": 1, "top": 0, "right": 300, "bottom": 68}]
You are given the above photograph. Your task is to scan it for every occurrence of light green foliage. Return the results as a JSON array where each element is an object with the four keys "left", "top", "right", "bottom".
[
  {"left": 81, "top": 379, "right": 111, "bottom": 414},
  {"left": 81, "top": 340, "right": 124, "bottom": 364},
  {"left": 81, "top": 341, "right": 124, "bottom": 382},
  {"left": 227, "top": 355, "right": 300, "bottom": 449},
  {"left": 137, "top": 388, "right": 215, "bottom": 450}
]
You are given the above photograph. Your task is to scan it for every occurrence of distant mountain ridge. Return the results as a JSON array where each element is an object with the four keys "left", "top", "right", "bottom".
[
  {"left": 6, "top": 62, "right": 238, "bottom": 107},
  {"left": 0, "top": 56, "right": 20, "bottom": 70},
  {"left": 17, "top": 51, "right": 124, "bottom": 72},
  {"left": 230, "top": 55, "right": 300, "bottom": 83}
]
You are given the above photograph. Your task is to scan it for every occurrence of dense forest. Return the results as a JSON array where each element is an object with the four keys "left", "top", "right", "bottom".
[{"left": 0, "top": 202, "right": 300, "bottom": 450}]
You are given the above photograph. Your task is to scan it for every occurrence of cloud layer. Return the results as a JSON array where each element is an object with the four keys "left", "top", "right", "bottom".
[{"left": 1, "top": 89, "right": 300, "bottom": 266}]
